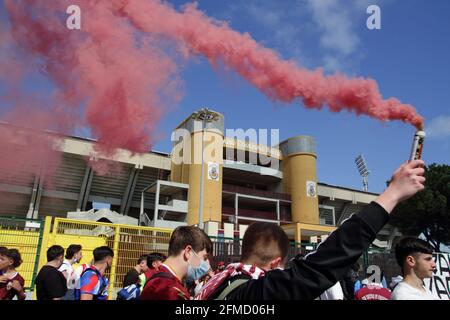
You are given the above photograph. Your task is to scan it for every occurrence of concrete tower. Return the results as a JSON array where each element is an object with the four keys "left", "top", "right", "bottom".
[{"left": 280, "top": 136, "right": 319, "bottom": 224}]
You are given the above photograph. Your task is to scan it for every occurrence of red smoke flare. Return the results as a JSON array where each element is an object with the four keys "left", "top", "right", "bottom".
[
  {"left": 122, "top": 0, "right": 424, "bottom": 129},
  {"left": 1, "top": 0, "right": 424, "bottom": 165}
]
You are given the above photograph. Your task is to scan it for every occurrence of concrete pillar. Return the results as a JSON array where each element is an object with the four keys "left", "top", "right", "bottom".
[
  {"left": 187, "top": 128, "right": 223, "bottom": 225},
  {"left": 172, "top": 109, "right": 224, "bottom": 226},
  {"left": 170, "top": 157, "right": 182, "bottom": 183},
  {"left": 295, "top": 225, "right": 302, "bottom": 244},
  {"left": 280, "top": 136, "right": 319, "bottom": 224}
]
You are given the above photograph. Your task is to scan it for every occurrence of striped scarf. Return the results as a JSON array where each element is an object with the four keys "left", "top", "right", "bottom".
[{"left": 194, "top": 263, "right": 265, "bottom": 300}]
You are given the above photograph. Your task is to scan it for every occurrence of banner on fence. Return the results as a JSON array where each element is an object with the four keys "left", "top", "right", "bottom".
[{"left": 424, "top": 252, "right": 450, "bottom": 300}]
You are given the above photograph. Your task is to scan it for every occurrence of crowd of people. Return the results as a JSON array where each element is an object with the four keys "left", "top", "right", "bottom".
[{"left": 0, "top": 160, "right": 439, "bottom": 300}]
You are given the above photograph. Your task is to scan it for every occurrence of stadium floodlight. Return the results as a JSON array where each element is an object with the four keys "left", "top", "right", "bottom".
[
  {"left": 355, "top": 154, "right": 370, "bottom": 192},
  {"left": 191, "top": 108, "right": 220, "bottom": 229}
]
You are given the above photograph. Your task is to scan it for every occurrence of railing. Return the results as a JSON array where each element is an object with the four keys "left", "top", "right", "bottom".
[
  {"left": 209, "top": 236, "right": 319, "bottom": 267},
  {"left": 1, "top": 215, "right": 410, "bottom": 299},
  {"left": 222, "top": 184, "right": 291, "bottom": 201},
  {"left": 222, "top": 207, "right": 278, "bottom": 221},
  {"left": 0, "top": 216, "right": 45, "bottom": 290},
  {"left": 48, "top": 217, "right": 172, "bottom": 298}
]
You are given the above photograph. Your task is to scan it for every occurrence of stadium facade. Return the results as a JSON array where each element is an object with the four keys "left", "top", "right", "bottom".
[{"left": 0, "top": 109, "right": 398, "bottom": 247}]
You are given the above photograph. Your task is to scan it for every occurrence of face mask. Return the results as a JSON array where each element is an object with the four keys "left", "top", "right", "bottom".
[{"left": 186, "top": 251, "right": 210, "bottom": 281}]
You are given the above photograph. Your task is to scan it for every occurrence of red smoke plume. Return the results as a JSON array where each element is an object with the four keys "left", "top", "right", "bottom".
[
  {"left": 2, "top": 0, "right": 181, "bottom": 156},
  {"left": 121, "top": 0, "right": 424, "bottom": 129},
  {"left": 1, "top": 0, "right": 424, "bottom": 164}
]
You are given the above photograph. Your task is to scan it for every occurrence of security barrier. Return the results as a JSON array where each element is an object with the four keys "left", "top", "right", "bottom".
[
  {"left": 1, "top": 215, "right": 412, "bottom": 300},
  {"left": 0, "top": 217, "right": 45, "bottom": 290},
  {"left": 36, "top": 217, "right": 173, "bottom": 299},
  {"left": 1, "top": 216, "right": 172, "bottom": 299}
]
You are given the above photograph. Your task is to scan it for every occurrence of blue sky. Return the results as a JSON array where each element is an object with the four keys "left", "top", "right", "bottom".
[
  {"left": 1, "top": 0, "right": 449, "bottom": 193},
  {"left": 153, "top": 0, "right": 450, "bottom": 193}
]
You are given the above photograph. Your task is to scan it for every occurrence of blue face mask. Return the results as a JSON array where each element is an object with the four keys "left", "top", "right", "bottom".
[{"left": 186, "top": 251, "right": 210, "bottom": 281}]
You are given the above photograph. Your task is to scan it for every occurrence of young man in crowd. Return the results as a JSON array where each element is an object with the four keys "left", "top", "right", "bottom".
[
  {"left": 58, "top": 244, "right": 83, "bottom": 300},
  {"left": 391, "top": 236, "right": 436, "bottom": 300},
  {"left": 73, "top": 258, "right": 93, "bottom": 300},
  {"left": 122, "top": 254, "right": 148, "bottom": 288},
  {"left": 79, "top": 246, "right": 114, "bottom": 300},
  {"left": 140, "top": 226, "right": 212, "bottom": 300},
  {"left": 35, "top": 245, "right": 67, "bottom": 300},
  {"left": 196, "top": 160, "right": 426, "bottom": 300},
  {"left": 0, "top": 248, "right": 26, "bottom": 300},
  {"left": 143, "top": 252, "right": 166, "bottom": 286}
]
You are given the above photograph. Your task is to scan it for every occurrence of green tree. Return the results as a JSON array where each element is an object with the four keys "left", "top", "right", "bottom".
[{"left": 390, "top": 163, "right": 450, "bottom": 252}]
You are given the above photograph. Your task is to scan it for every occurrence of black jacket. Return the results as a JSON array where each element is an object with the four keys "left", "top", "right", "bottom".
[{"left": 211, "top": 201, "right": 388, "bottom": 300}]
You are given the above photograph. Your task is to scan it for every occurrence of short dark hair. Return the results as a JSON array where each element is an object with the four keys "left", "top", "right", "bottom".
[
  {"left": 0, "top": 246, "right": 8, "bottom": 256},
  {"left": 65, "top": 244, "right": 82, "bottom": 259},
  {"left": 137, "top": 254, "right": 148, "bottom": 264},
  {"left": 241, "top": 222, "right": 290, "bottom": 265},
  {"left": 6, "top": 248, "right": 23, "bottom": 268},
  {"left": 147, "top": 252, "right": 166, "bottom": 266},
  {"left": 47, "top": 245, "right": 65, "bottom": 262},
  {"left": 168, "top": 226, "right": 212, "bottom": 257},
  {"left": 395, "top": 236, "right": 433, "bottom": 268},
  {"left": 93, "top": 246, "right": 114, "bottom": 262}
]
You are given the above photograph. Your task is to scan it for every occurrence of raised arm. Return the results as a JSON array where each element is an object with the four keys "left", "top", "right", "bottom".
[{"left": 231, "top": 160, "right": 425, "bottom": 300}]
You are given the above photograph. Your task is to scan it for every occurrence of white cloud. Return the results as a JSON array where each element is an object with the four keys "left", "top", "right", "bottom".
[
  {"left": 308, "top": 0, "right": 359, "bottom": 56},
  {"left": 221, "top": 0, "right": 387, "bottom": 72},
  {"left": 426, "top": 116, "right": 450, "bottom": 139},
  {"left": 221, "top": 0, "right": 311, "bottom": 66},
  {"left": 306, "top": 0, "right": 387, "bottom": 71}
]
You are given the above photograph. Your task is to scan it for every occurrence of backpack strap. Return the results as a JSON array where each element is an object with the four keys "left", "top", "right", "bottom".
[{"left": 215, "top": 278, "right": 249, "bottom": 300}]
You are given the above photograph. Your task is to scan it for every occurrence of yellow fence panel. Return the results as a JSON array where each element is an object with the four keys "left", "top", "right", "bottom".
[
  {"left": 2, "top": 216, "right": 173, "bottom": 299},
  {"left": 0, "top": 217, "right": 44, "bottom": 290},
  {"left": 53, "top": 219, "right": 109, "bottom": 268},
  {"left": 0, "top": 229, "right": 39, "bottom": 289},
  {"left": 37, "top": 217, "right": 173, "bottom": 299},
  {"left": 113, "top": 225, "right": 172, "bottom": 292}
]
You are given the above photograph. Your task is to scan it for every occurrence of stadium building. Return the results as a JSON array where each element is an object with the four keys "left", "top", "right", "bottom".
[{"left": 0, "top": 109, "right": 398, "bottom": 248}]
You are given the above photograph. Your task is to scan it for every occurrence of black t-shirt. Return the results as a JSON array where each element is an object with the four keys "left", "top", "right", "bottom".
[
  {"left": 122, "top": 269, "right": 140, "bottom": 288},
  {"left": 35, "top": 265, "right": 67, "bottom": 300}
]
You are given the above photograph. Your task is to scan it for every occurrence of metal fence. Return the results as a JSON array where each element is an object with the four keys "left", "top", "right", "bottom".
[
  {"left": 209, "top": 237, "right": 319, "bottom": 268},
  {"left": 1, "top": 216, "right": 405, "bottom": 299},
  {"left": 209, "top": 237, "right": 402, "bottom": 286},
  {"left": 46, "top": 217, "right": 172, "bottom": 298},
  {"left": 0, "top": 216, "right": 172, "bottom": 298},
  {"left": 0, "top": 217, "right": 45, "bottom": 290}
]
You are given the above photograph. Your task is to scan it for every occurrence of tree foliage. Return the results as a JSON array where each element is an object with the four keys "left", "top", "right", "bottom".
[{"left": 390, "top": 163, "right": 450, "bottom": 251}]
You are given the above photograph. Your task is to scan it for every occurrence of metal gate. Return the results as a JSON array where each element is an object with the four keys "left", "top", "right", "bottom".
[{"left": 0, "top": 216, "right": 45, "bottom": 290}]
